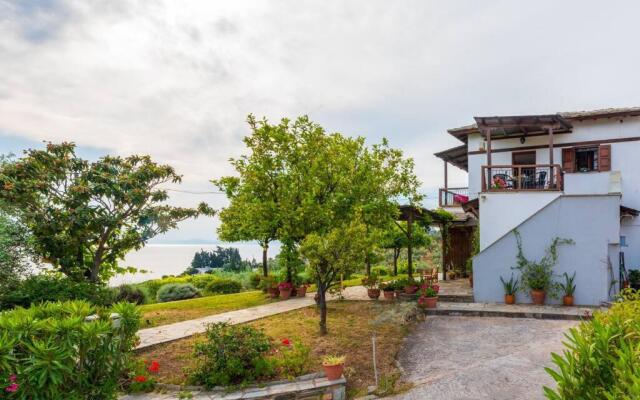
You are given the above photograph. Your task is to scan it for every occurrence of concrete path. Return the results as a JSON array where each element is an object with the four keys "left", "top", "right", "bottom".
[
  {"left": 388, "top": 316, "right": 577, "bottom": 400},
  {"left": 425, "top": 301, "right": 599, "bottom": 320},
  {"left": 137, "top": 296, "right": 315, "bottom": 349}
]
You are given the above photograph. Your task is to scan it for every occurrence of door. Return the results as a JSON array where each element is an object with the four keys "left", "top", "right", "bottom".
[{"left": 512, "top": 151, "right": 536, "bottom": 189}]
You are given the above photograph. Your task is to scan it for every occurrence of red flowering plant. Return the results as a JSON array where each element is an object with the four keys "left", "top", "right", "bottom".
[
  {"left": 1, "top": 373, "right": 19, "bottom": 397},
  {"left": 127, "top": 359, "right": 160, "bottom": 393},
  {"left": 420, "top": 283, "right": 439, "bottom": 298},
  {"left": 278, "top": 282, "right": 293, "bottom": 291},
  {"left": 492, "top": 176, "right": 507, "bottom": 189},
  {"left": 269, "top": 337, "right": 310, "bottom": 380}
]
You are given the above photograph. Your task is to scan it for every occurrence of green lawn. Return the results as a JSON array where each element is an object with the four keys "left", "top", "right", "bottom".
[{"left": 139, "top": 290, "right": 274, "bottom": 327}]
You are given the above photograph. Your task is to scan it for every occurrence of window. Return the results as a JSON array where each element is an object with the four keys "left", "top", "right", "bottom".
[
  {"left": 562, "top": 144, "right": 611, "bottom": 173},
  {"left": 575, "top": 147, "right": 598, "bottom": 172}
]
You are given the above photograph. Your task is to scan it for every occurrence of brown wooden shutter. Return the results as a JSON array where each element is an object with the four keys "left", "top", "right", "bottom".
[
  {"left": 599, "top": 144, "right": 611, "bottom": 171},
  {"left": 562, "top": 148, "right": 575, "bottom": 173}
]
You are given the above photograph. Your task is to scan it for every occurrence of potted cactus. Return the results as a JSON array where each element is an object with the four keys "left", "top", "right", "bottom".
[
  {"left": 560, "top": 272, "right": 576, "bottom": 306},
  {"left": 322, "top": 355, "right": 345, "bottom": 380},
  {"left": 500, "top": 275, "right": 519, "bottom": 305}
]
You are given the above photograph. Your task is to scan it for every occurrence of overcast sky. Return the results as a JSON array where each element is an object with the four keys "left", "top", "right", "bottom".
[{"left": 2, "top": 0, "right": 640, "bottom": 243}]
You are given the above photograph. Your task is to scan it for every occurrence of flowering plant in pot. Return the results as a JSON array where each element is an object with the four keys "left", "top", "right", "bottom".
[
  {"left": 362, "top": 274, "right": 381, "bottom": 299},
  {"left": 512, "top": 230, "right": 573, "bottom": 305},
  {"left": 417, "top": 283, "right": 439, "bottom": 308},
  {"left": 559, "top": 272, "right": 576, "bottom": 306},
  {"left": 500, "top": 274, "right": 519, "bottom": 305},
  {"left": 293, "top": 275, "right": 311, "bottom": 297},
  {"left": 403, "top": 277, "right": 419, "bottom": 294},
  {"left": 278, "top": 282, "right": 293, "bottom": 299},
  {"left": 260, "top": 276, "right": 279, "bottom": 298},
  {"left": 380, "top": 282, "right": 395, "bottom": 300},
  {"left": 322, "top": 355, "right": 345, "bottom": 380}
]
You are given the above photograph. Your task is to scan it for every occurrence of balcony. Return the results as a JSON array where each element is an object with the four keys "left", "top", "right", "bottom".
[
  {"left": 439, "top": 187, "right": 469, "bottom": 207},
  {"left": 481, "top": 164, "right": 563, "bottom": 192}
]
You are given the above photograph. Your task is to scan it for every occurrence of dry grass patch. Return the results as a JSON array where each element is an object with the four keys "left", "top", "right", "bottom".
[{"left": 136, "top": 301, "right": 413, "bottom": 397}]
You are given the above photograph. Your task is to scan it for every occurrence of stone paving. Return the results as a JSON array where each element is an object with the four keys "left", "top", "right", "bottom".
[
  {"left": 425, "top": 301, "right": 600, "bottom": 320},
  {"left": 389, "top": 316, "right": 578, "bottom": 400}
]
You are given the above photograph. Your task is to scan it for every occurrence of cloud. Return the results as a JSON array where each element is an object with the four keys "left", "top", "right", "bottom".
[{"left": 1, "top": 0, "right": 640, "bottom": 241}]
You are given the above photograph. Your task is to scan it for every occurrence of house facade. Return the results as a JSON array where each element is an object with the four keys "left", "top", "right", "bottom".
[{"left": 435, "top": 107, "right": 640, "bottom": 306}]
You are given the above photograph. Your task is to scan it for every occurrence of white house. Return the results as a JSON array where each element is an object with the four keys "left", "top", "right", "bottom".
[{"left": 435, "top": 107, "right": 640, "bottom": 306}]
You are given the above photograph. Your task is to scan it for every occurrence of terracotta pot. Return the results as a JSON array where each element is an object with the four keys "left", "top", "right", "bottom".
[
  {"left": 530, "top": 289, "right": 546, "bottom": 305},
  {"left": 322, "top": 363, "right": 344, "bottom": 380},
  {"left": 418, "top": 296, "right": 438, "bottom": 309},
  {"left": 367, "top": 288, "right": 381, "bottom": 299},
  {"left": 383, "top": 290, "right": 395, "bottom": 300},
  {"left": 563, "top": 295, "right": 574, "bottom": 306},
  {"left": 394, "top": 289, "right": 403, "bottom": 298},
  {"left": 279, "top": 288, "right": 292, "bottom": 300},
  {"left": 268, "top": 288, "right": 280, "bottom": 298},
  {"left": 504, "top": 294, "right": 515, "bottom": 305},
  {"left": 404, "top": 285, "right": 419, "bottom": 295},
  {"left": 296, "top": 286, "right": 308, "bottom": 297}
]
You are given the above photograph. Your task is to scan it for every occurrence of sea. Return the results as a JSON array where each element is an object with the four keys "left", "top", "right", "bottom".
[{"left": 108, "top": 242, "right": 281, "bottom": 286}]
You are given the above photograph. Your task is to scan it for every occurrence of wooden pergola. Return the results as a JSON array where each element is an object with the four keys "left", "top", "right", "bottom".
[{"left": 396, "top": 205, "right": 455, "bottom": 280}]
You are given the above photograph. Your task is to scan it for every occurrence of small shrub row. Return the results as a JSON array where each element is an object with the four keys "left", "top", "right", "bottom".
[
  {"left": 207, "top": 279, "right": 242, "bottom": 294},
  {"left": 0, "top": 275, "right": 114, "bottom": 310},
  {"left": 0, "top": 300, "right": 140, "bottom": 399},
  {"left": 156, "top": 283, "right": 200, "bottom": 303}
]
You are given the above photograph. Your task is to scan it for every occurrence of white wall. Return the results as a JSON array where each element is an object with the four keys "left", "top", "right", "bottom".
[
  {"left": 479, "top": 192, "right": 561, "bottom": 250},
  {"left": 473, "top": 195, "right": 621, "bottom": 305}
]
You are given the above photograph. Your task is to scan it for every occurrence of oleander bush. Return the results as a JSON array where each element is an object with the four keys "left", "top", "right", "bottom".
[
  {"left": 544, "top": 289, "right": 640, "bottom": 399},
  {"left": 0, "top": 300, "right": 140, "bottom": 399},
  {"left": 112, "top": 284, "right": 148, "bottom": 305},
  {"left": 0, "top": 274, "right": 114, "bottom": 310},
  {"left": 156, "top": 283, "right": 200, "bottom": 303},
  {"left": 206, "top": 279, "right": 242, "bottom": 294},
  {"left": 190, "top": 322, "right": 274, "bottom": 387}
]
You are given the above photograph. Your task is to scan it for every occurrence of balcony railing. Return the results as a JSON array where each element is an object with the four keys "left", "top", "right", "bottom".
[
  {"left": 439, "top": 187, "right": 469, "bottom": 207},
  {"left": 481, "top": 164, "right": 563, "bottom": 192}
]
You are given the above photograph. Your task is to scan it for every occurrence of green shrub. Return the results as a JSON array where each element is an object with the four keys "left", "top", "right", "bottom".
[
  {"left": 249, "top": 272, "right": 263, "bottom": 289},
  {"left": 143, "top": 276, "right": 191, "bottom": 299},
  {"left": 189, "top": 274, "right": 219, "bottom": 290},
  {"left": 156, "top": 283, "right": 200, "bottom": 303},
  {"left": 190, "top": 322, "right": 273, "bottom": 387},
  {"left": 113, "top": 284, "right": 148, "bottom": 305},
  {"left": 0, "top": 300, "right": 140, "bottom": 399},
  {"left": 544, "top": 290, "right": 640, "bottom": 399},
  {"left": 0, "top": 274, "right": 114, "bottom": 309},
  {"left": 270, "top": 339, "right": 310, "bottom": 379},
  {"left": 372, "top": 266, "right": 390, "bottom": 276},
  {"left": 206, "top": 279, "right": 242, "bottom": 294}
]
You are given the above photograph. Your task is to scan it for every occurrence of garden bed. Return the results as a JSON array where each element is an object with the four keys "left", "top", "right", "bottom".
[{"left": 136, "top": 301, "right": 411, "bottom": 397}]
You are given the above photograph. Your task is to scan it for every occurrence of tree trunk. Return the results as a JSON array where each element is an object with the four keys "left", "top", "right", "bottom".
[
  {"left": 393, "top": 248, "right": 400, "bottom": 276},
  {"left": 262, "top": 242, "right": 269, "bottom": 277},
  {"left": 318, "top": 281, "right": 328, "bottom": 335},
  {"left": 365, "top": 253, "right": 371, "bottom": 276}
]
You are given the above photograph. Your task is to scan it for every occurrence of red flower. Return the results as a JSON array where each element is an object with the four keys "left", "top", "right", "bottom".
[
  {"left": 5, "top": 383, "right": 19, "bottom": 393},
  {"left": 281, "top": 338, "right": 291, "bottom": 346},
  {"left": 134, "top": 375, "right": 147, "bottom": 383},
  {"left": 148, "top": 360, "right": 160, "bottom": 373}
]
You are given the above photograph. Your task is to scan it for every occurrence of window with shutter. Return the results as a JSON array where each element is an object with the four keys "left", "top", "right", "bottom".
[
  {"left": 599, "top": 144, "right": 611, "bottom": 171},
  {"left": 562, "top": 148, "right": 575, "bottom": 173}
]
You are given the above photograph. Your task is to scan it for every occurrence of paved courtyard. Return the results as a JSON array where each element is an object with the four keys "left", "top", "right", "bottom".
[{"left": 390, "top": 316, "right": 577, "bottom": 400}]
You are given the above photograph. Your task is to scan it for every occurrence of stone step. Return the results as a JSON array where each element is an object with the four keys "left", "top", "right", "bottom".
[{"left": 422, "top": 302, "right": 601, "bottom": 321}]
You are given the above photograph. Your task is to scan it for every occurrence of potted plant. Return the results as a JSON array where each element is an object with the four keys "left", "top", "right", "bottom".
[
  {"left": 417, "top": 283, "right": 439, "bottom": 308},
  {"left": 404, "top": 277, "right": 419, "bottom": 294},
  {"left": 362, "top": 274, "right": 380, "bottom": 299},
  {"left": 559, "top": 272, "right": 576, "bottom": 306},
  {"left": 261, "top": 276, "right": 279, "bottom": 298},
  {"left": 278, "top": 282, "right": 293, "bottom": 299},
  {"left": 381, "top": 282, "right": 395, "bottom": 300},
  {"left": 629, "top": 269, "right": 640, "bottom": 290},
  {"left": 512, "top": 231, "right": 573, "bottom": 306},
  {"left": 500, "top": 274, "right": 519, "bottom": 305},
  {"left": 322, "top": 355, "right": 345, "bottom": 380}
]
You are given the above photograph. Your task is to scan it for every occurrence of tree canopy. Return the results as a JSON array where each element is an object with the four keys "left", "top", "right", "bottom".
[
  {"left": 0, "top": 142, "right": 213, "bottom": 283},
  {"left": 381, "top": 221, "right": 430, "bottom": 275},
  {"left": 0, "top": 212, "right": 38, "bottom": 291}
]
